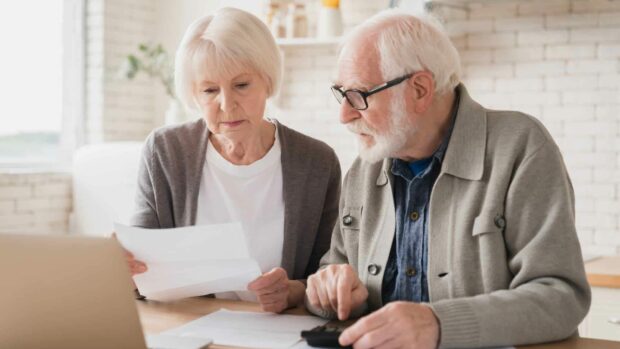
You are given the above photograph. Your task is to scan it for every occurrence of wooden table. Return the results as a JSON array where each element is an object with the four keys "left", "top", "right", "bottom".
[
  {"left": 137, "top": 297, "right": 620, "bottom": 349},
  {"left": 586, "top": 256, "right": 620, "bottom": 289}
]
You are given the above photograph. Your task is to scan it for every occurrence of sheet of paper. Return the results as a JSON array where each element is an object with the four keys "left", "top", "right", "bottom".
[
  {"left": 114, "top": 223, "right": 262, "bottom": 301},
  {"left": 163, "top": 309, "right": 328, "bottom": 349}
]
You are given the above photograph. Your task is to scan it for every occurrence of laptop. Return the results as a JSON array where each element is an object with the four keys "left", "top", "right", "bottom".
[{"left": 0, "top": 233, "right": 210, "bottom": 349}]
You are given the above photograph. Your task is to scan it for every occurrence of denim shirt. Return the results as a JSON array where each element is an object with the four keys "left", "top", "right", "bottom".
[{"left": 381, "top": 93, "right": 459, "bottom": 304}]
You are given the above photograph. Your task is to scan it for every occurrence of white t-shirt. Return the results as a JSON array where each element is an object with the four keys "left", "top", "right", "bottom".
[{"left": 195, "top": 124, "right": 284, "bottom": 301}]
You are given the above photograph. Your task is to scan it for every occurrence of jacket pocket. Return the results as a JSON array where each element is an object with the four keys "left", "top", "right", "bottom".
[
  {"left": 341, "top": 206, "right": 362, "bottom": 259},
  {"left": 340, "top": 206, "right": 363, "bottom": 230},
  {"left": 472, "top": 211, "right": 505, "bottom": 236}
]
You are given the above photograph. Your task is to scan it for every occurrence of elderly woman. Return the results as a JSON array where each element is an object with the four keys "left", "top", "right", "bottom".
[{"left": 123, "top": 7, "right": 340, "bottom": 312}]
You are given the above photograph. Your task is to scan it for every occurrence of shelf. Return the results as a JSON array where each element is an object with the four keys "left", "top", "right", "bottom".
[{"left": 275, "top": 37, "right": 342, "bottom": 47}]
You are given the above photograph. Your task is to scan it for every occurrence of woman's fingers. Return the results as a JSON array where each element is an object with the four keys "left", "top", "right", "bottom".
[{"left": 248, "top": 267, "right": 287, "bottom": 292}]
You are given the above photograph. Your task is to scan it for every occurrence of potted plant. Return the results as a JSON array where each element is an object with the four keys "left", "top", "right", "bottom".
[{"left": 120, "top": 43, "right": 186, "bottom": 124}]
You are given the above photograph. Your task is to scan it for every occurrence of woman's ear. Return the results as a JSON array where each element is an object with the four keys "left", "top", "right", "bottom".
[{"left": 407, "top": 72, "right": 435, "bottom": 114}]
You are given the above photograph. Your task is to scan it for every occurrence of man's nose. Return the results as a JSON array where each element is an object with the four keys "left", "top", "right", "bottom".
[{"left": 339, "top": 100, "right": 360, "bottom": 125}]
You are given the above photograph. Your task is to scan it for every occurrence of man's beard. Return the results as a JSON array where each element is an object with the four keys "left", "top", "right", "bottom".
[{"left": 347, "top": 91, "right": 413, "bottom": 164}]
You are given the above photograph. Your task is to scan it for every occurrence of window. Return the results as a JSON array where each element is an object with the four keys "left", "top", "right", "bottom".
[{"left": 0, "top": 0, "right": 83, "bottom": 167}]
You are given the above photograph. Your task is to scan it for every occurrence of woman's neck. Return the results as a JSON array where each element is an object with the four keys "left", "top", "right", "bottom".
[{"left": 209, "top": 119, "right": 276, "bottom": 165}]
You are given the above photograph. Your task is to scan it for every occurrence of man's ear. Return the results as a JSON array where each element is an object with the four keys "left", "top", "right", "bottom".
[{"left": 407, "top": 72, "right": 435, "bottom": 114}]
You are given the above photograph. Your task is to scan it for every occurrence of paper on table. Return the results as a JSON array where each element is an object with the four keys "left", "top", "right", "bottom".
[
  {"left": 114, "top": 223, "right": 262, "bottom": 301},
  {"left": 163, "top": 309, "right": 328, "bottom": 349}
]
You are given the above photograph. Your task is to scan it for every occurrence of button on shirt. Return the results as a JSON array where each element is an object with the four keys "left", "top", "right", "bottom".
[{"left": 381, "top": 93, "right": 460, "bottom": 305}]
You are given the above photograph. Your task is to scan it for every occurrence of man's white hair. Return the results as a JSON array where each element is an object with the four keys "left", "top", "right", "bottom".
[
  {"left": 344, "top": 9, "right": 461, "bottom": 94},
  {"left": 174, "top": 7, "right": 282, "bottom": 113}
]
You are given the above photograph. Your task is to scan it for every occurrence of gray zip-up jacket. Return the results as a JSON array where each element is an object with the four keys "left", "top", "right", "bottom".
[
  {"left": 309, "top": 84, "right": 591, "bottom": 348},
  {"left": 130, "top": 118, "right": 341, "bottom": 281}
]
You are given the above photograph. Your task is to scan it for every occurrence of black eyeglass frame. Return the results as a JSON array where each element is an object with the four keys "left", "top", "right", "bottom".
[{"left": 331, "top": 73, "right": 414, "bottom": 111}]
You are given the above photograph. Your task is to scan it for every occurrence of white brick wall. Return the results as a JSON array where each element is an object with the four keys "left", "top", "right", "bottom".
[{"left": 0, "top": 173, "right": 72, "bottom": 234}]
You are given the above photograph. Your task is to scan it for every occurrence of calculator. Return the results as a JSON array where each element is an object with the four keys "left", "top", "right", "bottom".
[{"left": 301, "top": 325, "right": 352, "bottom": 348}]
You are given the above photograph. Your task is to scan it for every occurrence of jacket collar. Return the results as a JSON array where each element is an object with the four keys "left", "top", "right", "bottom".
[
  {"left": 441, "top": 84, "right": 486, "bottom": 181},
  {"left": 374, "top": 83, "right": 486, "bottom": 185}
]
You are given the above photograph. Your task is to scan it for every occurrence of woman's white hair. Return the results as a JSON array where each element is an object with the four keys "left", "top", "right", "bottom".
[
  {"left": 175, "top": 7, "right": 282, "bottom": 113},
  {"left": 345, "top": 9, "right": 461, "bottom": 95}
]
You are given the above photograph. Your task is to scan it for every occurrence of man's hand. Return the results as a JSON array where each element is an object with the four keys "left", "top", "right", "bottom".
[
  {"left": 247, "top": 267, "right": 304, "bottom": 313},
  {"left": 306, "top": 264, "right": 368, "bottom": 320},
  {"left": 339, "top": 301, "right": 440, "bottom": 349}
]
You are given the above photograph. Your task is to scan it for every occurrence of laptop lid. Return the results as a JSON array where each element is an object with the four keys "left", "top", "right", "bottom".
[{"left": 0, "top": 233, "right": 147, "bottom": 349}]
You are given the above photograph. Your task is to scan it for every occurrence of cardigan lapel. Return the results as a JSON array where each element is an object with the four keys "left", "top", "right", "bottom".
[
  {"left": 441, "top": 84, "right": 487, "bottom": 181},
  {"left": 276, "top": 120, "right": 309, "bottom": 279}
]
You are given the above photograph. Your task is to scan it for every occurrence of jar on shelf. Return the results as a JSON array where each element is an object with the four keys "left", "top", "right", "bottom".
[
  {"left": 285, "top": 2, "right": 308, "bottom": 38},
  {"left": 317, "top": 0, "right": 342, "bottom": 38}
]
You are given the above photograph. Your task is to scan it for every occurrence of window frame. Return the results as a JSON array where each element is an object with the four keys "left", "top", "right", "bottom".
[{"left": 0, "top": 0, "right": 85, "bottom": 170}]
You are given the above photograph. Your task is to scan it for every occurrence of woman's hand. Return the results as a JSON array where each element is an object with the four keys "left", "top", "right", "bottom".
[
  {"left": 247, "top": 267, "right": 305, "bottom": 313},
  {"left": 112, "top": 232, "right": 148, "bottom": 276}
]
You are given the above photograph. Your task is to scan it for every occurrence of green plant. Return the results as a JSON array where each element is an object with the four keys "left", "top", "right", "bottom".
[{"left": 120, "top": 43, "right": 175, "bottom": 99}]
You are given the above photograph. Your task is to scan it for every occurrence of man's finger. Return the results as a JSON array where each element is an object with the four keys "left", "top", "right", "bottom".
[
  {"left": 339, "top": 310, "right": 386, "bottom": 346},
  {"left": 336, "top": 270, "right": 353, "bottom": 320},
  {"left": 346, "top": 323, "right": 393, "bottom": 349}
]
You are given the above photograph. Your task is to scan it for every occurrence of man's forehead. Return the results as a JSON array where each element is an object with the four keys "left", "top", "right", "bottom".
[{"left": 334, "top": 40, "right": 381, "bottom": 88}]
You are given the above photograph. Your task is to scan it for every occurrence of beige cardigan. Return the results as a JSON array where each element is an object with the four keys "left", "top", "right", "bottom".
[
  {"left": 309, "top": 84, "right": 591, "bottom": 348},
  {"left": 130, "top": 119, "right": 341, "bottom": 281}
]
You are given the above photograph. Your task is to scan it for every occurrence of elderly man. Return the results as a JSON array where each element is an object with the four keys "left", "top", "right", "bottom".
[{"left": 305, "top": 10, "right": 591, "bottom": 349}]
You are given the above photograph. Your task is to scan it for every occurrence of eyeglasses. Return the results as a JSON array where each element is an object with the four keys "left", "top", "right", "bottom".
[{"left": 330, "top": 73, "right": 413, "bottom": 111}]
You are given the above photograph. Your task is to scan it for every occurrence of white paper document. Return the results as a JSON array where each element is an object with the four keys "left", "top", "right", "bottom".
[
  {"left": 114, "top": 223, "right": 262, "bottom": 301},
  {"left": 163, "top": 309, "right": 328, "bottom": 349}
]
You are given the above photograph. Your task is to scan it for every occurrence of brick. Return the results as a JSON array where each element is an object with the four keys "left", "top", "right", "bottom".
[
  {"left": 515, "top": 61, "right": 566, "bottom": 77},
  {"left": 444, "top": 19, "right": 493, "bottom": 35},
  {"left": 564, "top": 121, "right": 617, "bottom": 136},
  {"left": 575, "top": 183, "right": 616, "bottom": 199},
  {"left": 545, "top": 44, "right": 596, "bottom": 59},
  {"left": 0, "top": 213, "right": 35, "bottom": 228},
  {"left": 16, "top": 198, "right": 51, "bottom": 212},
  {"left": 598, "top": 44, "right": 620, "bottom": 58},
  {"left": 562, "top": 90, "right": 618, "bottom": 105},
  {"left": 465, "top": 64, "right": 514, "bottom": 78},
  {"left": 468, "top": 2, "right": 518, "bottom": 19},
  {"left": 493, "top": 47, "right": 544, "bottom": 63},
  {"left": 575, "top": 197, "right": 595, "bottom": 212},
  {"left": 0, "top": 200, "right": 15, "bottom": 214},
  {"left": 510, "top": 91, "right": 561, "bottom": 106},
  {"left": 518, "top": 30, "right": 569, "bottom": 46},
  {"left": 468, "top": 33, "right": 516, "bottom": 49},
  {"left": 599, "top": 12, "right": 620, "bottom": 26},
  {"left": 518, "top": 0, "right": 570, "bottom": 15},
  {"left": 557, "top": 137, "right": 595, "bottom": 151},
  {"left": 543, "top": 106, "right": 595, "bottom": 121},
  {"left": 545, "top": 75, "right": 598, "bottom": 91},
  {"left": 33, "top": 183, "right": 71, "bottom": 197},
  {"left": 462, "top": 77, "right": 494, "bottom": 92},
  {"left": 596, "top": 106, "right": 619, "bottom": 119},
  {"left": 494, "top": 17, "right": 544, "bottom": 31},
  {"left": 572, "top": 0, "right": 620, "bottom": 13},
  {"left": 570, "top": 28, "right": 620, "bottom": 43},
  {"left": 567, "top": 59, "right": 617, "bottom": 74},
  {"left": 546, "top": 14, "right": 599, "bottom": 28},
  {"left": 594, "top": 230, "right": 620, "bottom": 245},
  {"left": 0, "top": 186, "right": 32, "bottom": 200},
  {"left": 496, "top": 77, "right": 543, "bottom": 92},
  {"left": 593, "top": 168, "right": 620, "bottom": 182},
  {"left": 460, "top": 49, "right": 493, "bottom": 64}
]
